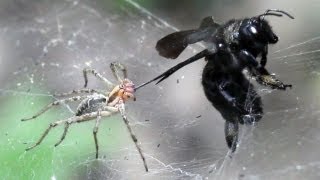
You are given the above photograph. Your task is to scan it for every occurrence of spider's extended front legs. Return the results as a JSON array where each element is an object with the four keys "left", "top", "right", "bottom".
[
  {"left": 21, "top": 96, "right": 87, "bottom": 121},
  {"left": 83, "top": 62, "right": 128, "bottom": 89},
  {"left": 110, "top": 62, "right": 127, "bottom": 82},
  {"left": 83, "top": 68, "right": 113, "bottom": 88},
  {"left": 118, "top": 104, "right": 149, "bottom": 172}
]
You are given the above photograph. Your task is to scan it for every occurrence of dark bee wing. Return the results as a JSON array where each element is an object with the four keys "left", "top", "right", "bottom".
[
  {"left": 156, "top": 16, "right": 220, "bottom": 59},
  {"left": 156, "top": 30, "right": 199, "bottom": 59},
  {"left": 135, "top": 17, "right": 220, "bottom": 91},
  {"left": 199, "top": 16, "right": 220, "bottom": 29}
]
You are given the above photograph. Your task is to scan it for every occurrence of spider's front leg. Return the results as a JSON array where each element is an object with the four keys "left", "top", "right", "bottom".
[
  {"left": 83, "top": 68, "right": 113, "bottom": 88},
  {"left": 118, "top": 103, "right": 149, "bottom": 172},
  {"left": 110, "top": 62, "right": 127, "bottom": 82}
]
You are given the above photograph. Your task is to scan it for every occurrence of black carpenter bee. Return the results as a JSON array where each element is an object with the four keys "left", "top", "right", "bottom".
[{"left": 135, "top": 9, "right": 294, "bottom": 151}]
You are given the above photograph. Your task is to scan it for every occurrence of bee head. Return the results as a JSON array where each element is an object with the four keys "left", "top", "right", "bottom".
[
  {"left": 247, "top": 17, "right": 278, "bottom": 44},
  {"left": 239, "top": 9, "right": 293, "bottom": 46}
]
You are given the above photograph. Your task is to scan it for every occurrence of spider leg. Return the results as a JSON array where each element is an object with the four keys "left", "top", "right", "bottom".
[
  {"left": 26, "top": 111, "right": 115, "bottom": 151},
  {"left": 110, "top": 62, "right": 127, "bottom": 82},
  {"left": 21, "top": 95, "right": 87, "bottom": 121},
  {"left": 83, "top": 68, "right": 113, "bottom": 88},
  {"left": 103, "top": 106, "right": 119, "bottom": 112},
  {"left": 54, "top": 122, "right": 70, "bottom": 147},
  {"left": 118, "top": 103, "right": 148, "bottom": 172},
  {"left": 25, "top": 118, "right": 72, "bottom": 151},
  {"left": 54, "top": 89, "right": 108, "bottom": 97},
  {"left": 93, "top": 109, "right": 102, "bottom": 159}
]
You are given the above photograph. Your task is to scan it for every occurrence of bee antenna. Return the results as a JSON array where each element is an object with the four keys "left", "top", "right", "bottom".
[{"left": 259, "top": 9, "right": 294, "bottom": 21}]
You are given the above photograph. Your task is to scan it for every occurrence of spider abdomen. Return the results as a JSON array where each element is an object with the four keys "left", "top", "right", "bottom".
[{"left": 75, "top": 94, "right": 108, "bottom": 116}]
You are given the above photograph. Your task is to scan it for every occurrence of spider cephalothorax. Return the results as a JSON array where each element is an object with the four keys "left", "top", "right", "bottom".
[{"left": 107, "top": 78, "right": 136, "bottom": 107}]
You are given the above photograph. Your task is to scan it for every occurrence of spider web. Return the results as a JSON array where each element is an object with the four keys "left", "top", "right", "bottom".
[{"left": 0, "top": 0, "right": 320, "bottom": 179}]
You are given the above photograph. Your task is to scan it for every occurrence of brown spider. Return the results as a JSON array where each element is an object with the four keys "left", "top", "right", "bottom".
[{"left": 21, "top": 62, "right": 148, "bottom": 172}]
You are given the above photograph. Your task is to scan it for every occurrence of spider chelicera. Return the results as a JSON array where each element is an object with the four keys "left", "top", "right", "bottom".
[{"left": 21, "top": 62, "right": 148, "bottom": 172}]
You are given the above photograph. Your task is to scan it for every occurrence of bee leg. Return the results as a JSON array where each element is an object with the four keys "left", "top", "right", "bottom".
[
  {"left": 256, "top": 73, "right": 292, "bottom": 90},
  {"left": 225, "top": 120, "right": 239, "bottom": 152},
  {"left": 239, "top": 50, "right": 259, "bottom": 67},
  {"left": 218, "top": 80, "right": 236, "bottom": 107},
  {"left": 218, "top": 80, "right": 249, "bottom": 114},
  {"left": 238, "top": 49, "right": 293, "bottom": 89},
  {"left": 260, "top": 46, "right": 268, "bottom": 67}
]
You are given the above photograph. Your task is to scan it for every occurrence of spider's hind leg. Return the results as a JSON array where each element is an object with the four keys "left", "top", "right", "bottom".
[
  {"left": 26, "top": 111, "right": 114, "bottom": 151},
  {"left": 21, "top": 96, "right": 87, "bottom": 121},
  {"left": 25, "top": 118, "right": 69, "bottom": 151},
  {"left": 54, "top": 122, "right": 70, "bottom": 147}
]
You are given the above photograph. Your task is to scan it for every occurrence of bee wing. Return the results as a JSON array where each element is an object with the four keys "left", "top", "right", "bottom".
[
  {"left": 156, "top": 29, "right": 199, "bottom": 59},
  {"left": 135, "top": 17, "right": 221, "bottom": 90},
  {"left": 156, "top": 16, "right": 220, "bottom": 59},
  {"left": 199, "top": 16, "right": 220, "bottom": 29}
]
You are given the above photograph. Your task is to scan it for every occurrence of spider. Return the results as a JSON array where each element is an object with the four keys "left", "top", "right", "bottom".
[{"left": 21, "top": 62, "right": 148, "bottom": 172}]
